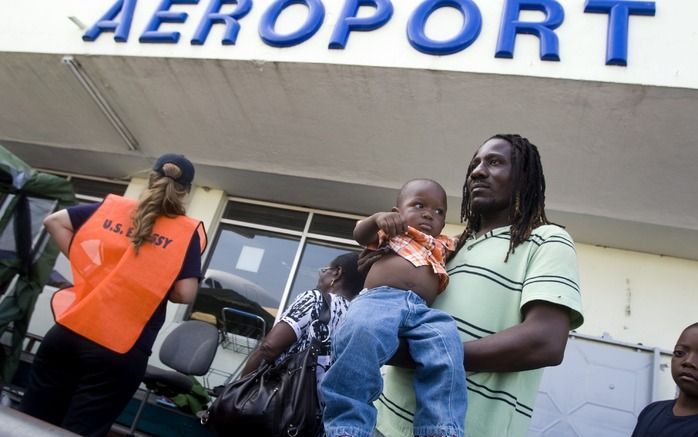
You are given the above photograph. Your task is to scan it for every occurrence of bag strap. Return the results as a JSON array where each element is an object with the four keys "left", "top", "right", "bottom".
[
  {"left": 318, "top": 291, "right": 331, "bottom": 327},
  {"left": 310, "top": 291, "right": 331, "bottom": 345}
]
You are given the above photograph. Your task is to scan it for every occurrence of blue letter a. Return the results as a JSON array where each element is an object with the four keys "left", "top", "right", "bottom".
[{"left": 83, "top": 0, "right": 137, "bottom": 42}]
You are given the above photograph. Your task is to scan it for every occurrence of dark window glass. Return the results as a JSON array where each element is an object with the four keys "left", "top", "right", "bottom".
[
  {"left": 191, "top": 225, "right": 301, "bottom": 332},
  {"left": 285, "top": 240, "right": 361, "bottom": 308},
  {"left": 223, "top": 201, "right": 307, "bottom": 231},
  {"left": 70, "top": 178, "right": 127, "bottom": 198},
  {"left": 308, "top": 214, "right": 357, "bottom": 240}
]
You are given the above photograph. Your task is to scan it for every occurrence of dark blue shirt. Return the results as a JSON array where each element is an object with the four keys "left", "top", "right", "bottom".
[
  {"left": 67, "top": 203, "right": 202, "bottom": 353},
  {"left": 631, "top": 400, "right": 698, "bottom": 437}
]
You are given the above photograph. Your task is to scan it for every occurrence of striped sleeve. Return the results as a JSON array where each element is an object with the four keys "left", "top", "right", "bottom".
[{"left": 521, "top": 228, "right": 584, "bottom": 329}]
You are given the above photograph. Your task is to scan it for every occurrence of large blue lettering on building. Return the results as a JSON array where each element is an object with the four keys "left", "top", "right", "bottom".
[{"left": 83, "top": 0, "right": 656, "bottom": 66}]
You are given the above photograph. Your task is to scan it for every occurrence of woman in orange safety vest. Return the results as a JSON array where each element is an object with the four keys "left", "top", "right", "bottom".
[{"left": 19, "top": 154, "right": 207, "bottom": 437}]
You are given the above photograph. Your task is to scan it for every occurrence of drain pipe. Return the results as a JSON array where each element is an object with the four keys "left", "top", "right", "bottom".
[{"left": 651, "top": 347, "right": 661, "bottom": 402}]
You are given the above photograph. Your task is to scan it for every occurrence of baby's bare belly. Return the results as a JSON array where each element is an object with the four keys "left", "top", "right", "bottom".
[{"left": 364, "top": 253, "right": 439, "bottom": 306}]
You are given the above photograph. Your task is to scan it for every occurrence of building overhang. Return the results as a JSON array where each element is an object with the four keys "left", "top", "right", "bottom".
[{"left": 1, "top": 53, "right": 697, "bottom": 259}]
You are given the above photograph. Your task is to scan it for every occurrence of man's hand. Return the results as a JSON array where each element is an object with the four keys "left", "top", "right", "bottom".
[{"left": 357, "top": 247, "right": 389, "bottom": 274}]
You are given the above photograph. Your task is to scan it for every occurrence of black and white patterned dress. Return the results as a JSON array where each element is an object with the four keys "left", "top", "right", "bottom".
[{"left": 277, "top": 289, "right": 351, "bottom": 392}]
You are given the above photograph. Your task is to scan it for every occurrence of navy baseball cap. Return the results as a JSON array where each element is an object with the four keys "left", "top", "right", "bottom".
[{"left": 153, "top": 153, "right": 195, "bottom": 187}]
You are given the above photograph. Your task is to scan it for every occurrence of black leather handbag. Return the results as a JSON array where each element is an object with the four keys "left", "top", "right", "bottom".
[{"left": 204, "top": 293, "right": 331, "bottom": 437}]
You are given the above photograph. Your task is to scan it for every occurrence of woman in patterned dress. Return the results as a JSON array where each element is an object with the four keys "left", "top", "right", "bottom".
[{"left": 239, "top": 252, "right": 365, "bottom": 399}]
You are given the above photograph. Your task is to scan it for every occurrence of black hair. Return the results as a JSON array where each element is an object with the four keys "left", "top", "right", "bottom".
[
  {"left": 396, "top": 178, "right": 446, "bottom": 206},
  {"left": 684, "top": 322, "right": 698, "bottom": 332},
  {"left": 330, "top": 252, "right": 366, "bottom": 297},
  {"left": 456, "top": 134, "right": 557, "bottom": 261}
]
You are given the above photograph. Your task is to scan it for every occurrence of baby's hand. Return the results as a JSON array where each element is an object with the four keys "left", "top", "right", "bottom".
[{"left": 374, "top": 212, "right": 407, "bottom": 237}]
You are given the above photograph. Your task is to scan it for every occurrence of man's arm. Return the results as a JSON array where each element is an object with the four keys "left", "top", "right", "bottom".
[
  {"left": 387, "top": 301, "right": 570, "bottom": 370},
  {"left": 462, "top": 300, "right": 571, "bottom": 372}
]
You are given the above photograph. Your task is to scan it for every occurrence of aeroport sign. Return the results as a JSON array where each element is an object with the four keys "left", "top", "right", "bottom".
[{"left": 84, "top": 0, "right": 655, "bottom": 66}]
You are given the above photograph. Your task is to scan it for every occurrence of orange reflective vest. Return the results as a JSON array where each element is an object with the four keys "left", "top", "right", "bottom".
[{"left": 51, "top": 194, "right": 207, "bottom": 353}]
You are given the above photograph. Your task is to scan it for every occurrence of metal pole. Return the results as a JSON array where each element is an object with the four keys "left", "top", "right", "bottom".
[{"left": 651, "top": 347, "right": 661, "bottom": 402}]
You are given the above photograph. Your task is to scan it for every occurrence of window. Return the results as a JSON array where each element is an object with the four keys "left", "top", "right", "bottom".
[
  {"left": 223, "top": 201, "right": 307, "bottom": 231},
  {"left": 205, "top": 225, "right": 300, "bottom": 313},
  {"left": 308, "top": 214, "right": 356, "bottom": 240},
  {"left": 69, "top": 177, "right": 127, "bottom": 200},
  {"left": 191, "top": 199, "right": 361, "bottom": 330},
  {"left": 286, "top": 239, "right": 360, "bottom": 304}
]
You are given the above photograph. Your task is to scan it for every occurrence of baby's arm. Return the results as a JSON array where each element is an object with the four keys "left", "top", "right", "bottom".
[{"left": 353, "top": 211, "right": 407, "bottom": 246}]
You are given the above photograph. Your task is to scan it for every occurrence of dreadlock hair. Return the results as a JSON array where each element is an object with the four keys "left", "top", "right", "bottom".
[
  {"left": 130, "top": 163, "right": 189, "bottom": 254},
  {"left": 455, "top": 134, "right": 555, "bottom": 261}
]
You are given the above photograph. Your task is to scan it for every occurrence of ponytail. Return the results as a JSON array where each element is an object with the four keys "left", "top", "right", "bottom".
[{"left": 130, "top": 163, "right": 189, "bottom": 253}]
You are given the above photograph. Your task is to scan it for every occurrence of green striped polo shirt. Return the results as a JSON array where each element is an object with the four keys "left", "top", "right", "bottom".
[{"left": 376, "top": 225, "right": 584, "bottom": 437}]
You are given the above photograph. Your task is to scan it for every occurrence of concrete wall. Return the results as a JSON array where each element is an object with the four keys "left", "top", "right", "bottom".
[{"left": 577, "top": 244, "right": 697, "bottom": 350}]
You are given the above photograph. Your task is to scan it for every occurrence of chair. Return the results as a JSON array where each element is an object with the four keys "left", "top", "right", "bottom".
[
  {"left": 219, "top": 307, "right": 267, "bottom": 382},
  {"left": 128, "top": 320, "right": 219, "bottom": 435}
]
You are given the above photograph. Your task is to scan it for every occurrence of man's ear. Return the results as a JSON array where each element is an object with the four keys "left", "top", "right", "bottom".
[{"left": 391, "top": 206, "right": 399, "bottom": 213}]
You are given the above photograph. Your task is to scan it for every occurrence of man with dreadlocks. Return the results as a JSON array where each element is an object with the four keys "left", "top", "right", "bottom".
[{"left": 375, "top": 134, "right": 584, "bottom": 437}]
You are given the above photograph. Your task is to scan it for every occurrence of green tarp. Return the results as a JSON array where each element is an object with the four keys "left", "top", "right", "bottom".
[{"left": 0, "top": 145, "right": 76, "bottom": 383}]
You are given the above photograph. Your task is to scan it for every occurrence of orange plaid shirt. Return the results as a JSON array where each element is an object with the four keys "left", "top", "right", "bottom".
[{"left": 367, "top": 226, "right": 457, "bottom": 293}]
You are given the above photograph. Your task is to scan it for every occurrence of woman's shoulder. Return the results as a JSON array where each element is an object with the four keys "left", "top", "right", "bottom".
[
  {"left": 292, "top": 289, "right": 350, "bottom": 310},
  {"left": 67, "top": 203, "right": 100, "bottom": 229},
  {"left": 303, "top": 288, "right": 323, "bottom": 299},
  {"left": 329, "top": 293, "right": 351, "bottom": 307},
  {"left": 289, "top": 289, "right": 323, "bottom": 307},
  {"left": 297, "top": 290, "right": 349, "bottom": 314},
  {"left": 282, "top": 290, "right": 322, "bottom": 322}
]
